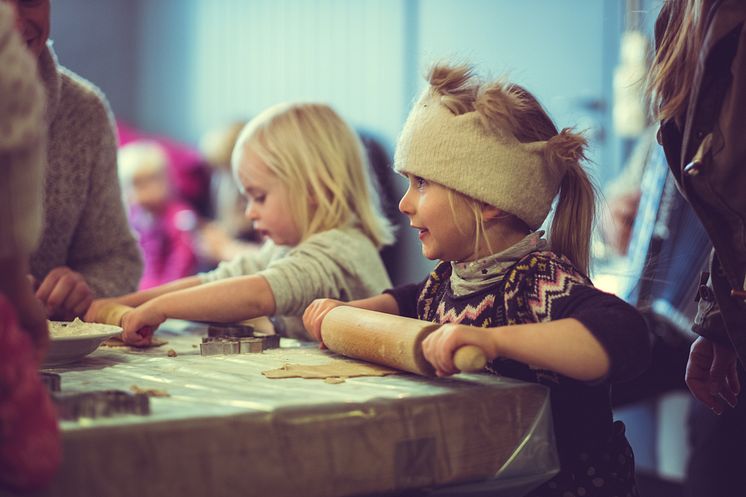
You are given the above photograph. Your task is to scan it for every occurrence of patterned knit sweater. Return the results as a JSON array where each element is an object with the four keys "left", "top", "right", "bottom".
[
  {"left": 30, "top": 43, "right": 142, "bottom": 297},
  {"left": 387, "top": 251, "right": 651, "bottom": 497}
]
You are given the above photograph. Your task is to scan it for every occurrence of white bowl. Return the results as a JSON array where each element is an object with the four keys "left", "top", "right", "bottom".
[{"left": 43, "top": 321, "right": 123, "bottom": 367}]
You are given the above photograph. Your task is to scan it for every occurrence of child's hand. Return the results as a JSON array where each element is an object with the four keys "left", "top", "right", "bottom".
[
  {"left": 120, "top": 302, "right": 164, "bottom": 347},
  {"left": 422, "top": 323, "right": 496, "bottom": 377},
  {"left": 302, "top": 298, "right": 344, "bottom": 347}
]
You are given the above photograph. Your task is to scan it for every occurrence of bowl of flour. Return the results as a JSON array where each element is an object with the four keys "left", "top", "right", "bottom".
[{"left": 43, "top": 318, "right": 122, "bottom": 367}]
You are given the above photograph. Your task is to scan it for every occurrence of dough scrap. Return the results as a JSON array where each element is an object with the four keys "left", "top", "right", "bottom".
[
  {"left": 130, "top": 385, "right": 170, "bottom": 397},
  {"left": 262, "top": 358, "right": 399, "bottom": 380}
]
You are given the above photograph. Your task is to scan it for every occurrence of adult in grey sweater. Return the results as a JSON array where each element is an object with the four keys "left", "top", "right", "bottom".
[{"left": 19, "top": 0, "right": 142, "bottom": 320}]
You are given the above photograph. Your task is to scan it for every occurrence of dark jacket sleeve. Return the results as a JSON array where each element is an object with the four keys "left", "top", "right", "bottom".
[{"left": 384, "top": 282, "right": 425, "bottom": 319}]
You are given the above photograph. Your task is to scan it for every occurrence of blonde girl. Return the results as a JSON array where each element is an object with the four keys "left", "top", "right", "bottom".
[
  {"left": 304, "top": 65, "right": 651, "bottom": 497},
  {"left": 89, "top": 102, "right": 393, "bottom": 343}
]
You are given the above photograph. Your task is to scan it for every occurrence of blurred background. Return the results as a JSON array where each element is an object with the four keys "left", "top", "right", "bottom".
[
  {"left": 52, "top": 1, "right": 693, "bottom": 495},
  {"left": 52, "top": 0, "right": 658, "bottom": 284}
]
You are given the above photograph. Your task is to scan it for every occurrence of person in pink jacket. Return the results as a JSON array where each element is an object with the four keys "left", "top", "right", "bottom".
[{"left": 118, "top": 140, "right": 199, "bottom": 289}]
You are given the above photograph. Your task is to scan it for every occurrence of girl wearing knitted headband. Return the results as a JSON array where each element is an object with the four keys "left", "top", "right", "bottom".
[{"left": 304, "top": 65, "right": 651, "bottom": 496}]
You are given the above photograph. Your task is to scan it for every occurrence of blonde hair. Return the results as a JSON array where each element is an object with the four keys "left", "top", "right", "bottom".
[
  {"left": 646, "top": 0, "right": 710, "bottom": 121},
  {"left": 200, "top": 120, "right": 247, "bottom": 172},
  {"left": 232, "top": 103, "right": 393, "bottom": 248},
  {"left": 444, "top": 189, "right": 490, "bottom": 257},
  {"left": 428, "top": 65, "right": 597, "bottom": 275},
  {"left": 118, "top": 140, "right": 169, "bottom": 188}
]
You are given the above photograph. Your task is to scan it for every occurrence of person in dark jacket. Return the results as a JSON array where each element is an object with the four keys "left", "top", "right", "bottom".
[
  {"left": 649, "top": 1, "right": 746, "bottom": 495},
  {"left": 650, "top": 0, "right": 746, "bottom": 413}
]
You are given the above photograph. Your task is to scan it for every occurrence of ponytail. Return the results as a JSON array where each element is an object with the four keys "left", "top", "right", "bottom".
[
  {"left": 547, "top": 129, "right": 596, "bottom": 276},
  {"left": 487, "top": 85, "right": 597, "bottom": 276}
]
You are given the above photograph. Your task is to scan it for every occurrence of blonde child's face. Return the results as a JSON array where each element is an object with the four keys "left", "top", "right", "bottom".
[
  {"left": 130, "top": 169, "right": 169, "bottom": 212},
  {"left": 236, "top": 147, "right": 301, "bottom": 246},
  {"left": 399, "top": 175, "right": 477, "bottom": 262}
]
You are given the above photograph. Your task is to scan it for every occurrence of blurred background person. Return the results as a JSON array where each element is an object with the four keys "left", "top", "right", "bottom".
[
  {"left": 198, "top": 120, "right": 260, "bottom": 266},
  {"left": 0, "top": 1, "right": 60, "bottom": 491},
  {"left": 118, "top": 141, "right": 199, "bottom": 289},
  {"left": 648, "top": 1, "right": 746, "bottom": 495}
]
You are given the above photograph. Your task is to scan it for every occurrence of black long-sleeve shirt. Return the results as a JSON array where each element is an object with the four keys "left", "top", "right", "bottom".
[{"left": 386, "top": 251, "right": 652, "bottom": 496}]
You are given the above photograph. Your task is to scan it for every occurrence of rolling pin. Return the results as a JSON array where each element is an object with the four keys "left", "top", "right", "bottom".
[
  {"left": 87, "top": 302, "right": 155, "bottom": 341},
  {"left": 320, "top": 306, "right": 487, "bottom": 376},
  {"left": 88, "top": 301, "right": 134, "bottom": 326}
]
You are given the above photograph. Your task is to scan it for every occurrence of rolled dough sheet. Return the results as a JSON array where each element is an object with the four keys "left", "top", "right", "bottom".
[{"left": 262, "top": 358, "right": 400, "bottom": 380}]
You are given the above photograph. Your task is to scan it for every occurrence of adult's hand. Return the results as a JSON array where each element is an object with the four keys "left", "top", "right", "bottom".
[
  {"left": 35, "top": 266, "right": 93, "bottom": 321},
  {"left": 686, "top": 336, "right": 741, "bottom": 414}
]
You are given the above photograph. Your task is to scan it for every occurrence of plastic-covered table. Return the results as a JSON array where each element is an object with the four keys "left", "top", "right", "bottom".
[{"left": 14, "top": 322, "right": 559, "bottom": 497}]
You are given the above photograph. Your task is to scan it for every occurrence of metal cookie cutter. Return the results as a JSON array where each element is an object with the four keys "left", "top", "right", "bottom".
[
  {"left": 53, "top": 390, "right": 150, "bottom": 421},
  {"left": 199, "top": 336, "right": 267, "bottom": 355},
  {"left": 207, "top": 323, "right": 255, "bottom": 338},
  {"left": 40, "top": 372, "right": 61, "bottom": 393},
  {"left": 200, "top": 336, "right": 240, "bottom": 355},
  {"left": 200, "top": 322, "right": 280, "bottom": 356}
]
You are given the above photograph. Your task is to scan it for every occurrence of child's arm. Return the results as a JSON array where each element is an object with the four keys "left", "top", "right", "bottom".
[
  {"left": 85, "top": 275, "right": 202, "bottom": 320},
  {"left": 303, "top": 294, "right": 400, "bottom": 344},
  {"left": 422, "top": 318, "right": 611, "bottom": 380},
  {"left": 120, "top": 274, "right": 276, "bottom": 344}
]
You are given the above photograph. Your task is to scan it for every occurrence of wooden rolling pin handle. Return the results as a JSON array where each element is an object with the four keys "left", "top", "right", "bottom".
[
  {"left": 90, "top": 302, "right": 134, "bottom": 327},
  {"left": 453, "top": 345, "right": 487, "bottom": 373}
]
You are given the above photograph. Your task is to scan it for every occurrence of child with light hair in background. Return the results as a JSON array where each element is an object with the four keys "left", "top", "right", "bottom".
[
  {"left": 198, "top": 120, "right": 260, "bottom": 264},
  {"left": 118, "top": 140, "right": 199, "bottom": 289},
  {"left": 304, "top": 65, "right": 651, "bottom": 496},
  {"left": 89, "top": 103, "right": 394, "bottom": 342}
]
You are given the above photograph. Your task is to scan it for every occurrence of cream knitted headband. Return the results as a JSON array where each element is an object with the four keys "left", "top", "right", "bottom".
[{"left": 394, "top": 75, "right": 566, "bottom": 230}]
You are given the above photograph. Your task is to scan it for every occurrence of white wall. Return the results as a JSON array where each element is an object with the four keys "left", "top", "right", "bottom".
[
  {"left": 404, "top": 0, "right": 620, "bottom": 280},
  {"left": 52, "top": 0, "right": 626, "bottom": 285}
]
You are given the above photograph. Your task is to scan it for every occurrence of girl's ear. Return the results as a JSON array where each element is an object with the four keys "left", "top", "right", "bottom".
[{"left": 481, "top": 204, "right": 504, "bottom": 221}]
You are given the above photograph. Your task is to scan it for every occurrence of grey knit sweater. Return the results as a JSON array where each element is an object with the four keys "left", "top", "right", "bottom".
[{"left": 30, "top": 42, "right": 142, "bottom": 297}]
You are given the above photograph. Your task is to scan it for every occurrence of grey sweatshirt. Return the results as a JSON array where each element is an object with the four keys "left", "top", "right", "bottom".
[{"left": 200, "top": 226, "right": 391, "bottom": 339}]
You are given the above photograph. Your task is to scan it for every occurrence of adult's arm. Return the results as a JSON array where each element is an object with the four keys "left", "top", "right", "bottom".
[{"left": 64, "top": 91, "right": 142, "bottom": 297}]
